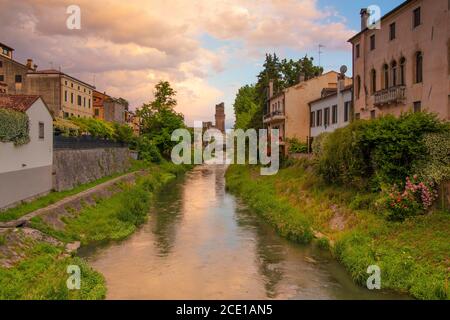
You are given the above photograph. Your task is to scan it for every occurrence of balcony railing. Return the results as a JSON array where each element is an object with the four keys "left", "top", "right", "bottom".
[
  {"left": 374, "top": 86, "right": 406, "bottom": 106},
  {"left": 263, "top": 110, "right": 285, "bottom": 122}
]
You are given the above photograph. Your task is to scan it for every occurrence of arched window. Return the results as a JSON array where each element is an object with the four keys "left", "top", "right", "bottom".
[
  {"left": 400, "top": 57, "right": 406, "bottom": 86},
  {"left": 415, "top": 51, "right": 423, "bottom": 83},
  {"left": 391, "top": 60, "right": 397, "bottom": 87},
  {"left": 371, "top": 69, "right": 377, "bottom": 94},
  {"left": 383, "top": 64, "right": 389, "bottom": 89},
  {"left": 356, "top": 75, "right": 361, "bottom": 99}
]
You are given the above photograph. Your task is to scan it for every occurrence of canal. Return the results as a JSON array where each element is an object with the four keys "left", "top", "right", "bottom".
[{"left": 80, "top": 165, "right": 405, "bottom": 299}]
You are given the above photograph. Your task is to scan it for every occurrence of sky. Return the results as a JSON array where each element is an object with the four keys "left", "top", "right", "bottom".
[{"left": 0, "top": 0, "right": 404, "bottom": 128}]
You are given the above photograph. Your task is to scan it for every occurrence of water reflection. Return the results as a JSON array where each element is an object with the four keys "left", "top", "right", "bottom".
[{"left": 81, "top": 165, "right": 407, "bottom": 300}]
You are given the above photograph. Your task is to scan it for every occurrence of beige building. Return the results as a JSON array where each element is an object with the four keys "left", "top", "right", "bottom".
[
  {"left": 264, "top": 71, "right": 350, "bottom": 153},
  {"left": 27, "top": 70, "right": 95, "bottom": 118},
  {"left": 0, "top": 42, "right": 36, "bottom": 95},
  {"left": 349, "top": 0, "right": 450, "bottom": 120}
]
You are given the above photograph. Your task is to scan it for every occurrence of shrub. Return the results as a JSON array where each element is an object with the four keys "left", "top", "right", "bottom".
[
  {"left": 53, "top": 118, "right": 80, "bottom": 136},
  {"left": 116, "top": 187, "right": 150, "bottom": 226},
  {"left": 287, "top": 138, "right": 308, "bottom": 154},
  {"left": 413, "top": 131, "right": 450, "bottom": 186},
  {"left": 311, "top": 132, "right": 330, "bottom": 157},
  {"left": 137, "top": 135, "right": 163, "bottom": 163},
  {"left": 377, "top": 175, "right": 438, "bottom": 221},
  {"left": 112, "top": 122, "right": 134, "bottom": 143},
  {"left": 69, "top": 117, "right": 115, "bottom": 139},
  {"left": 0, "top": 109, "right": 30, "bottom": 146}
]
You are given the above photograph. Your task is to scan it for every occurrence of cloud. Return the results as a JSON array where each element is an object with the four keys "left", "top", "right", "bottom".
[{"left": 0, "top": 0, "right": 355, "bottom": 126}]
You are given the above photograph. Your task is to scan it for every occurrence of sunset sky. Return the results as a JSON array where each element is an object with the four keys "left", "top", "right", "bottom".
[{"left": 1, "top": 0, "right": 403, "bottom": 128}]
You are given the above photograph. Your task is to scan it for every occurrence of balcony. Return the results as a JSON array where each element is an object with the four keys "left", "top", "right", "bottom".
[
  {"left": 263, "top": 110, "right": 285, "bottom": 123},
  {"left": 374, "top": 86, "right": 406, "bottom": 106}
]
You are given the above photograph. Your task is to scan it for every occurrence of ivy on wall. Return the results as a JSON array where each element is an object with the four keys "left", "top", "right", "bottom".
[{"left": 0, "top": 109, "right": 30, "bottom": 146}]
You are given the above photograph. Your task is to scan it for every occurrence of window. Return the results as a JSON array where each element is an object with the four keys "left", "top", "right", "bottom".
[
  {"left": 71, "top": 83, "right": 73, "bottom": 88},
  {"left": 389, "top": 23, "right": 396, "bottom": 40},
  {"left": 83, "top": 97, "right": 86, "bottom": 107},
  {"left": 370, "top": 35, "right": 376, "bottom": 51},
  {"left": 355, "top": 113, "right": 361, "bottom": 120},
  {"left": 0, "top": 61, "right": 2, "bottom": 68},
  {"left": 415, "top": 51, "right": 423, "bottom": 83},
  {"left": 15, "top": 75, "right": 22, "bottom": 83},
  {"left": 383, "top": 64, "right": 389, "bottom": 89},
  {"left": 355, "top": 75, "right": 361, "bottom": 99},
  {"left": 0, "top": 75, "right": 4, "bottom": 82},
  {"left": 355, "top": 44, "right": 360, "bottom": 58},
  {"left": 413, "top": 7, "right": 421, "bottom": 28},
  {"left": 77, "top": 95, "right": 82, "bottom": 106},
  {"left": 317, "top": 109, "right": 323, "bottom": 126},
  {"left": 71, "top": 93, "right": 74, "bottom": 104},
  {"left": 310, "top": 111, "right": 315, "bottom": 128},
  {"left": 391, "top": 60, "right": 397, "bottom": 87},
  {"left": 332, "top": 105, "right": 338, "bottom": 124},
  {"left": 64, "top": 90, "right": 67, "bottom": 102},
  {"left": 370, "top": 110, "right": 376, "bottom": 119},
  {"left": 400, "top": 57, "right": 406, "bottom": 85},
  {"left": 324, "top": 107, "right": 330, "bottom": 127},
  {"left": 414, "top": 101, "right": 422, "bottom": 113},
  {"left": 65, "top": 81, "right": 68, "bottom": 86},
  {"left": 38, "top": 122, "right": 44, "bottom": 139},
  {"left": 371, "top": 69, "right": 377, "bottom": 94},
  {"left": 64, "top": 112, "right": 69, "bottom": 118},
  {"left": 94, "top": 108, "right": 99, "bottom": 117},
  {"left": 344, "top": 101, "right": 350, "bottom": 122},
  {"left": 88, "top": 99, "right": 91, "bottom": 108}
]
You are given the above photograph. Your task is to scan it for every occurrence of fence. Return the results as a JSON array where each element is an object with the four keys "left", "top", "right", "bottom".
[{"left": 54, "top": 135, "right": 127, "bottom": 150}]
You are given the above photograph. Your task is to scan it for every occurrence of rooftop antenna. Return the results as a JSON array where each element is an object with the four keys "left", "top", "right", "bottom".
[{"left": 318, "top": 44, "right": 325, "bottom": 68}]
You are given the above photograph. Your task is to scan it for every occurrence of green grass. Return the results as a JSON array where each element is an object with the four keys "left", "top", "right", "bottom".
[
  {"left": 0, "top": 242, "right": 105, "bottom": 300},
  {"left": 225, "top": 162, "right": 450, "bottom": 300},
  {"left": 0, "top": 159, "right": 148, "bottom": 223},
  {"left": 0, "top": 161, "right": 191, "bottom": 299}
]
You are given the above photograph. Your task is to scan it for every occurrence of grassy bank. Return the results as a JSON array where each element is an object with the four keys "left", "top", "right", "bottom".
[
  {"left": 0, "top": 160, "right": 149, "bottom": 223},
  {"left": 225, "top": 163, "right": 449, "bottom": 300},
  {"left": 0, "top": 161, "right": 191, "bottom": 299}
]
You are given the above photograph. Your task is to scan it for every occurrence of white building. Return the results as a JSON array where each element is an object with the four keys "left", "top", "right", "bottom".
[
  {"left": 309, "top": 78, "right": 353, "bottom": 138},
  {"left": 0, "top": 95, "right": 53, "bottom": 210}
]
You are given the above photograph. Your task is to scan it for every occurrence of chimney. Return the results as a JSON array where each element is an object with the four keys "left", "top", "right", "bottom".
[
  {"left": 360, "top": 8, "right": 369, "bottom": 30},
  {"left": 298, "top": 73, "right": 305, "bottom": 83},
  {"left": 268, "top": 80, "right": 274, "bottom": 98},
  {"left": 26, "top": 59, "right": 34, "bottom": 70}
]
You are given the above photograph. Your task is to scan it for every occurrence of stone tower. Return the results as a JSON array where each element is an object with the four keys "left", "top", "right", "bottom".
[{"left": 215, "top": 102, "right": 225, "bottom": 132}]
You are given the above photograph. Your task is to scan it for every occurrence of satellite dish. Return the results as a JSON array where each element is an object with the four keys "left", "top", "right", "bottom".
[{"left": 340, "top": 65, "right": 348, "bottom": 74}]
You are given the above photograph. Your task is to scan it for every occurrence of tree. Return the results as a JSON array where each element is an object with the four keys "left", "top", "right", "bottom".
[
  {"left": 136, "top": 81, "right": 185, "bottom": 157},
  {"left": 233, "top": 85, "right": 258, "bottom": 130}
]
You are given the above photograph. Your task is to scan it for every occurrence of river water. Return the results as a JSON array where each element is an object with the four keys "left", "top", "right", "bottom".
[{"left": 80, "top": 165, "right": 406, "bottom": 300}]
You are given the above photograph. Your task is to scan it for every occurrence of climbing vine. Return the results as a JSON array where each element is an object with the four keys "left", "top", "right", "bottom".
[{"left": 0, "top": 109, "right": 30, "bottom": 146}]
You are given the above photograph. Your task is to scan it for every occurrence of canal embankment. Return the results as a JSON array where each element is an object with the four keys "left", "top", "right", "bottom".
[
  {"left": 225, "top": 162, "right": 449, "bottom": 300},
  {"left": 0, "top": 161, "right": 191, "bottom": 299}
]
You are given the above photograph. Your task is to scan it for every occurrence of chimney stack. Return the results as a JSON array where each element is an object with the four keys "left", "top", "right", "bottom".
[
  {"left": 26, "top": 59, "right": 34, "bottom": 70},
  {"left": 268, "top": 80, "right": 274, "bottom": 98},
  {"left": 298, "top": 73, "right": 305, "bottom": 83},
  {"left": 360, "top": 8, "right": 369, "bottom": 30}
]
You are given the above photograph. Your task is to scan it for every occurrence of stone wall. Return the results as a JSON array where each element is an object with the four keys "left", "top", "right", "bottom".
[{"left": 53, "top": 147, "right": 131, "bottom": 191}]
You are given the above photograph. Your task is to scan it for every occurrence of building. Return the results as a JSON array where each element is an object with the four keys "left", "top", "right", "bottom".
[
  {"left": 0, "top": 95, "right": 53, "bottom": 210},
  {"left": 348, "top": 0, "right": 450, "bottom": 120},
  {"left": 0, "top": 42, "right": 36, "bottom": 95},
  {"left": 104, "top": 98, "right": 127, "bottom": 124},
  {"left": 27, "top": 69, "right": 95, "bottom": 118},
  {"left": 93, "top": 90, "right": 109, "bottom": 120},
  {"left": 264, "top": 71, "right": 351, "bottom": 153},
  {"left": 309, "top": 73, "right": 353, "bottom": 138},
  {"left": 215, "top": 103, "right": 225, "bottom": 132},
  {"left": 202, "top": 121, "right": 213, "bottom": 131}
]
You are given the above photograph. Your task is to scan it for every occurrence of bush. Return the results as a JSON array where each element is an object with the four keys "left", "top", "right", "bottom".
[
  {"left": 0, "top": 109, "right": 30, "bottom": 145},
  {"left": 413, "top": 131, "right": 450, "bottom": 186},
  {"left": 137, "top": 135, "right": 163, "bottom": 163},
  {"left": 53, "top": 118, "right": 80, "bottom": 137},
  {"left": 116, "top": 187, "right": 150, "bottom": 226},
  {"left": 287, "top": 138, "right": 308, "bottom": 154},
  {"left": 311, "top": 132, "right": 330, "bottom": 157},
  {"left": 69, "top": 117, "right": 115, "bottom": 140},
  {"left": 315, "top": 112, "right": 448, "bottom": 189}
]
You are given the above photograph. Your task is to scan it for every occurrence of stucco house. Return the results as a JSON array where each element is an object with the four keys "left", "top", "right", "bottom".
[
  {"left": 0, "top": 94, "right": 53, "bottom": 210},
  {"left": 309, "top": 74, "right": 353, "bottom": 138}
]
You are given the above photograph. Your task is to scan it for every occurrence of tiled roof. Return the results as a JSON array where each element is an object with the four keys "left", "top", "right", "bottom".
[{"left": 0, "top": 94, "right": 41, "bottom": 112}]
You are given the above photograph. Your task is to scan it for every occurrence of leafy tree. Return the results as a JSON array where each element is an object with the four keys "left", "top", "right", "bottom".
[
  {"left": 136, "top": 81, "right": 185, "bottom": 157},
  {"left": 233, "top": 85, "right": 258, "bottom": 130}
]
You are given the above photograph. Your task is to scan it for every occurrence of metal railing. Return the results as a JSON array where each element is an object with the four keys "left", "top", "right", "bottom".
[
  {"left": 54, "top": 135, "right": 127, "bottom": 150},
  {"left": 374, "top": 86, "right": 406, "bottom": 106},
  {"left": 263, "top": 110, "right": 285, "bottom": 121}
]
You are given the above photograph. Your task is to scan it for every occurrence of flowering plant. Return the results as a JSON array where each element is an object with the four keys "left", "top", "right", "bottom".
[{"left": 381, "top": 175, "right": 438, "bottom": 221}]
